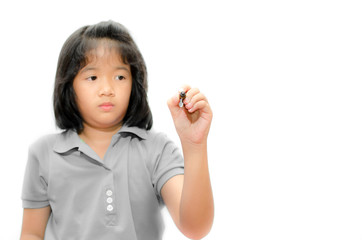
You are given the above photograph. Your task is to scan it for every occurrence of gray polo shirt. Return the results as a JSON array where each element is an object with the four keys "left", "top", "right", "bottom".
[{"left": 22, "top": 126, "right": 184, "bottom": 240}]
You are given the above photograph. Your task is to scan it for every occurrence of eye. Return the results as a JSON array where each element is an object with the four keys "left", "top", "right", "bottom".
[
  {"left": 86, "top": 76, "right": 97, "bottom": 81},
  {"left": 116, "top": 75, "right": 125, "bottom": 81}
]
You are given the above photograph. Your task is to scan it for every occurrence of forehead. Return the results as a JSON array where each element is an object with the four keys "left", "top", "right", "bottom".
[{"left": 84, "top": 39, "right": 126, "bottom": 65}]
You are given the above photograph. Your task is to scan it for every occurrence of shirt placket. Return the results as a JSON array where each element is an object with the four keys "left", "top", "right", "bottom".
[{"left": 78, "top": 138, "right": 120, "bottom": 227}]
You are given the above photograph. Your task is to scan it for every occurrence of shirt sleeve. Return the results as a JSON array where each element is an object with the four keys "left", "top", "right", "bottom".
[
  {"left": 151, "top": 133, "right": 184, "bottom": 204},
  {"left": 21, "top": 144, "right": 50, "bottom": 209}
]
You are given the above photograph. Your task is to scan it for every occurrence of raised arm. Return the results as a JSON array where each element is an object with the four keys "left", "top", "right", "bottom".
[
  {"left": 163, "top": 86, "right": 214, "bottom": 239},
  {"left": 20, "top": 206, "right": 51, "bottom": 240}
]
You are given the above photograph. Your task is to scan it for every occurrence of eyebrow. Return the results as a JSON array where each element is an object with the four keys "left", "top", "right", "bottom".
[
  {"left": 80, "top": 67, "right": 96, "bottom": 73},
  {"left": 115, "top": 66, "right": 130, "bottom": 72},
  {"left": 80, "top": 66, "right": 130, "bottom": 74}
]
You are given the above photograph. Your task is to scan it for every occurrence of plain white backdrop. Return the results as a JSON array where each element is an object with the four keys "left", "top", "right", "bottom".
[{"left": 1, "top": 0, "right": 362, "bottom": 239}]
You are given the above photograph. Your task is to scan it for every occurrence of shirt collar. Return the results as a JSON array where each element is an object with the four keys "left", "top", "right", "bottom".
[
  {"left": 53, "top": 130, "right": 81, "bottom": 153},
  {"left": 53, "top": 125, "right": 148, "bottom": 153},
  {"left": 118, "top": 125, "right": 148, "bottom": 140}
]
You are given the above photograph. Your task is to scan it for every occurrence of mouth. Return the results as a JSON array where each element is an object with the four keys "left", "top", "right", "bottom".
[{"left": 99, "top": 102, "right": 114, "bottom": 111}]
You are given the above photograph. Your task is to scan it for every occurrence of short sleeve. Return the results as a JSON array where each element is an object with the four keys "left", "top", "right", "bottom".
[
  {"left": 151, "top": 133, "right": 184, "bottom": 203},
  {"left": 21, "top": 145, "right": 50, "bottom": 208}
]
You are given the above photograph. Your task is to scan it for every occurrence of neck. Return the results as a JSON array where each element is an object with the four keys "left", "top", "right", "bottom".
[{"left": 79, "top": 122, "right": 123, "bottom": 145}]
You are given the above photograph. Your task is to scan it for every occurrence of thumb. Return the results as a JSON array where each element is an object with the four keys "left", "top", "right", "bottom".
[{"left": 167, "top": 92, "right": 182, "bottom": 119}]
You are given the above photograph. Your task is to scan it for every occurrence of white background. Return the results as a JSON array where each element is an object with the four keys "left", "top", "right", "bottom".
[{"left": 1, "top": 0, "right": 362, "bottom": 239}]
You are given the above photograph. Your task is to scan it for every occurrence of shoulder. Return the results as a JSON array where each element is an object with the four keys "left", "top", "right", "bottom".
[
  {"left": 121, "top": 126, "right": 173, "bottom": 146},
  {"left": 25, "top": 132, "right": 63, "bottom": 173},
  {"left": 143, "top": 128, "right": 176, "bottom": 148},
  {"left": 28, "top": 131, "right": 65, "bottom": 157},
  {"left": 143, "top": 129, "right": 181, "bottom": 158},
  {"left": 123, "top": 126, "right": 179, "bottom": 156},
  {"left": 145, "top": 129, "right": 168, "bottom": 141},
  {"left": 29, "top": 133, "right": 58, "bottom": 151}
]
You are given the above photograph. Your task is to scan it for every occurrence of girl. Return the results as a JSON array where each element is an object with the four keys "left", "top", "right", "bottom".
[{"left": 20, "top": 21, "right": 213, "bottom": 240}]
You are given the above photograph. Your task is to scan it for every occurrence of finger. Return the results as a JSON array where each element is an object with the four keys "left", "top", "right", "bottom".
[
  {"left": 167, "top": 95, "right": 181, "bottom": 121},
  {"left": 167, "top": 92, "right": 180, "bottom": 107},
  {"left": 184, "top": 92, "right": 208, "bottom": 110},
  {"left": 183, "top": 87, "right": 200, "bottom": 105},
  {"left": 188, "top": 100, "right": 211, "bottom": 114}
]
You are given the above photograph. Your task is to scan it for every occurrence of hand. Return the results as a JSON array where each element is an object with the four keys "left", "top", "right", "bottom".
[{"left": 167, "top": 85, "right": 213, "bottom": 145}]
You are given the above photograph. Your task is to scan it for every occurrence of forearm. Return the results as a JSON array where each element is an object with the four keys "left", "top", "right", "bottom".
[{"left": 179, "top": 141, "right": 214, "bottom": 238}]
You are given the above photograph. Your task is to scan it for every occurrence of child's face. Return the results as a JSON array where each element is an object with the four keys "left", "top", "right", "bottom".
[{"left": 73, "top": 40, "right": 132, "bottom": 131}]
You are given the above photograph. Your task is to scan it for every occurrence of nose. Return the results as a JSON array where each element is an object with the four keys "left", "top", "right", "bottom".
[{"left": 98, "top": 78, "right": 115, "bottom": 97}]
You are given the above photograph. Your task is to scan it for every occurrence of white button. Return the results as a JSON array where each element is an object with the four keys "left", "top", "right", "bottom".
[
  {"left": 106, "top": 197, "right": 113, "bottom": 204},
  {"left": 106, "top": 190, "right": 113, "bottom": 196},
  {"left": 107, "top": 205, "right": 114, "bottom": 211}
]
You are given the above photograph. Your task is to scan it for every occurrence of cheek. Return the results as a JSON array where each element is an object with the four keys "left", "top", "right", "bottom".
[
  {"left": 118, "top": 83, "right": 132, "bottom": 101},
  {"left": 74, "top": 82, "right": 94, "bottom": 101},
  {"left": 74, "top": 88, "right": 93, "bottom": 113},
  {"left": 75, "top": 97, "right": 88, "bottom": 116},
  {"left": 74, "top": 90, "right": 85, "bottom": 108}
]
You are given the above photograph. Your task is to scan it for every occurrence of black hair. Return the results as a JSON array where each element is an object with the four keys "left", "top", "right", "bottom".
[{"left": 53, "top": 20, "right": 152, "bottom": 132}]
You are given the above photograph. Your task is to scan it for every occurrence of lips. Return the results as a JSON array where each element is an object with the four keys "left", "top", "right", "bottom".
[{"left": 99, "top": 102, "right": 114, "bottom": 111}]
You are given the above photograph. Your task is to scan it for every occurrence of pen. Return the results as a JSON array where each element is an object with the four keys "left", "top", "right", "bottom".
[{"left": 179, "top": 91, "right": 186, "bottom": 108}]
